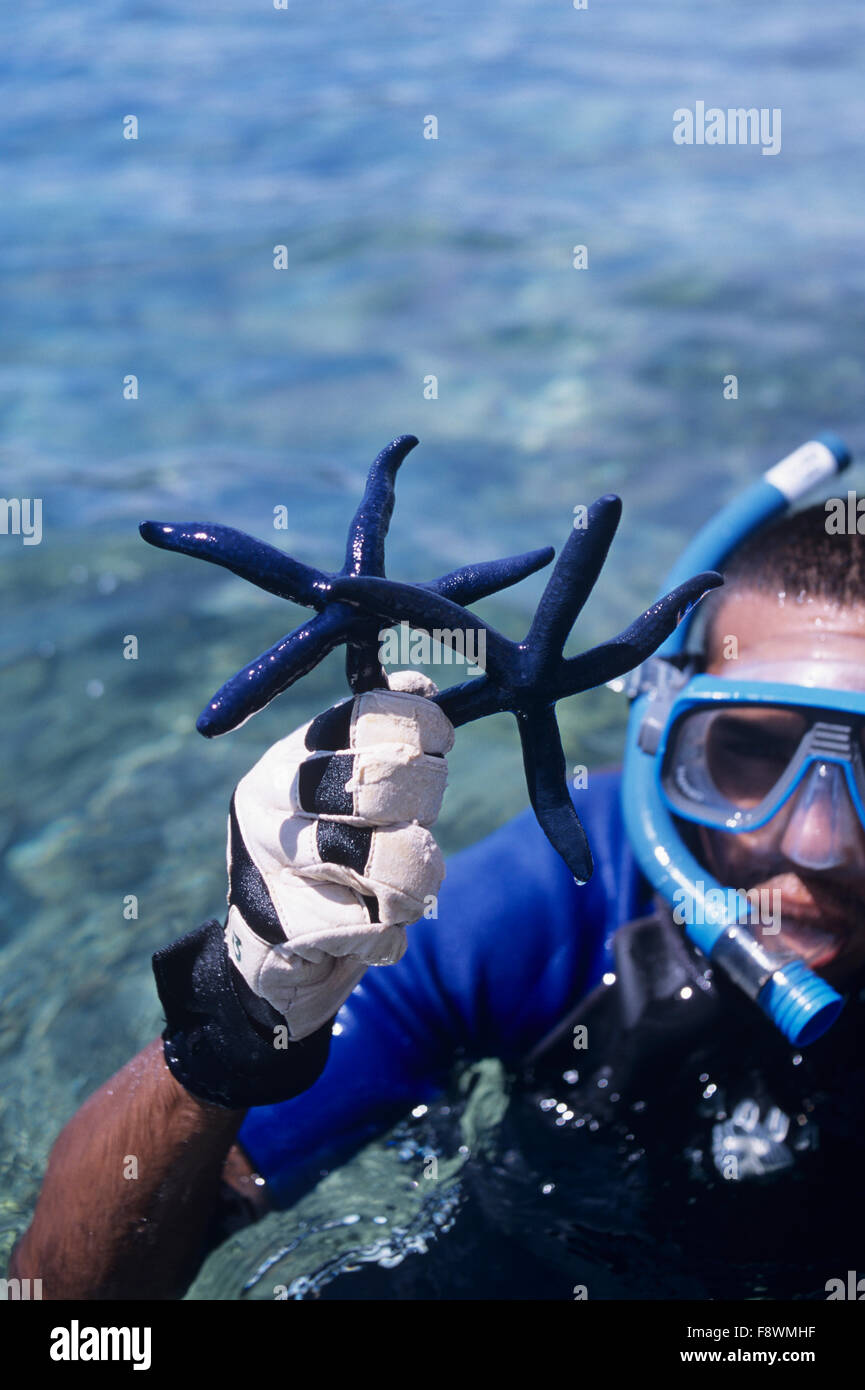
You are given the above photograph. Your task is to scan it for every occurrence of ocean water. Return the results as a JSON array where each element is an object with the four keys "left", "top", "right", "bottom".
[{"left": 2, "top": 0, "right": 864, "bottom": 1283}]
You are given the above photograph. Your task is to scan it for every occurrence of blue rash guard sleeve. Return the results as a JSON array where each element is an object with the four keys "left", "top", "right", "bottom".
[{"left": 238, "top": 768, "right": 650, "bottom": 1205}]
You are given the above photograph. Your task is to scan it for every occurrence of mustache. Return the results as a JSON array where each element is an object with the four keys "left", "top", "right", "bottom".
[{"left": 745, "top": 872, "right": 863, "bottom": 924}]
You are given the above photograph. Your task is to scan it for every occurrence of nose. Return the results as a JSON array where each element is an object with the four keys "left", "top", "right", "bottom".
[{"left": 779, "top": 760, "right": 865, "bottom": 871}]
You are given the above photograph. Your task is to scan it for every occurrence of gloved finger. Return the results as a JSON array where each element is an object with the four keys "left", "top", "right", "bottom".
[
  {"left": 236, "top": 688, "right": 453, "bottom": 831},
  {"left": 229, "top": 791, "right": 438, "bottom": 934},
  {"left": 296, "top": 744, "right": 448, "bottom": 826},
  {"left": 228, "top": 871, "right": 408, "bottom": 965},
  {"left": 225, "top": 904, "right": 375, "bottom": 1040},
  {"left": 274, "top": 818, "right": 445, "bottom": 931},
  {"left": 304, "top": 686, "right": 455, "bottom": 759},
  {"left": 384, "top": 669, "right": 439, "bottom": 697},
  {"left": 227, "top": 859, "right": 410, "bottom": 1030}
]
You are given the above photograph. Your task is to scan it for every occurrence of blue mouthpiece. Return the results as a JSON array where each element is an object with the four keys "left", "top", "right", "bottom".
[{"left": 758, "top": 958, "right": 845, "bottom": 1047}]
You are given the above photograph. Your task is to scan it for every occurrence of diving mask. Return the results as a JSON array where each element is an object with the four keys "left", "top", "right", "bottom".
[{"left": 658, "top": 679, "right": 865, "bottom": 870}]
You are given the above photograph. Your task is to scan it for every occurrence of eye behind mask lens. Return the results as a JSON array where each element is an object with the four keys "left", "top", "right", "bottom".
[
  {"left": 663, "top": 705, "right": 810, "bottom": 821},
  {"left": 704, "top": 709, "right": 808, "bottom": 808}
]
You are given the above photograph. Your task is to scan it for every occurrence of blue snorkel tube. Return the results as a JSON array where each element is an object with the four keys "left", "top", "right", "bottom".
[{"left": 622, "top": 434, "right": 852, "bottom": 1047}]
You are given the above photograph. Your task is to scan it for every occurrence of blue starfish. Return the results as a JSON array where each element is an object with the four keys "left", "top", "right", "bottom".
[
  {"left": 327, "top": 495, "right": 720, "bottom": 882},
  {"left": 141, "top": 436, "right": 720, "bottom": 884},
  {"left": 140, "top": 435, "right": 554, "bottom": 737}
]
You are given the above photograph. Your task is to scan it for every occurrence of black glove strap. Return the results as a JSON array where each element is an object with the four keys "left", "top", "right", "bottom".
[{"left": 152, "top": 920, "right": 334, "bottom": 1110}]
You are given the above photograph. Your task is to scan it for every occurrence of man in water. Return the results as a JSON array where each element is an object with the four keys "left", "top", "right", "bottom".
[{"left": 10, "top": 498, "right": 865, "bottom": 1299}]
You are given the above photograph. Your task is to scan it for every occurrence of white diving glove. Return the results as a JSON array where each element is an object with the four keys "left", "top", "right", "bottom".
[{"left": 225, "top": 670, "right": 454, "bottom": 1040}]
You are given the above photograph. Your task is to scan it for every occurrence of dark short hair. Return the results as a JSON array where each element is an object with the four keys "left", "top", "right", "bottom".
[{"left": 698, "top": 501, "right": 865, "bottom": 665}]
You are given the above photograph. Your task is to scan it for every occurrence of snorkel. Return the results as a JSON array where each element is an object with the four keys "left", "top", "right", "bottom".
[{"left": 622, "top": 434, "right": 852, "bottom": 1046}]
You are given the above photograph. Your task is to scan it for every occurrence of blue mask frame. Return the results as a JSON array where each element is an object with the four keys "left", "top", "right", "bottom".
[{"left": 658, "top": 676, "right": 865, "bottom": 834}]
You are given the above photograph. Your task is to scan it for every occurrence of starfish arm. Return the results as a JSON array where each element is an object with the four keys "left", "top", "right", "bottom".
[
  {"left": 342, "top": 546, "right": 553, "bottom": 695},
  {"left": 557, "top": 571, "right": 723, "bottom": 696},
  {"left": 524, "top": 495, "right": 622, "bottom": 676},
  {"left": 424, "top": 546, "right": 555, "bottom": 603},
  {"left": 516, "top": 706, "right": 594, "bottom": 884},
  {"left": 327, "top": 575, "right": 515, "bottom": 680},
  {"left": 433, "top": 674, "right": 510, "bottom": 727},
  {"left": 345, "top": 618, "right": 391, "bottom": 695},
  {"left": 196, "top": 605, "right": 353, "bottom": 737},
  {"left": 342, "top": 435, "right": 418, "bottom": 578},
  {"left": 139, "top": 521, "right": 331, "bottom": 608}
]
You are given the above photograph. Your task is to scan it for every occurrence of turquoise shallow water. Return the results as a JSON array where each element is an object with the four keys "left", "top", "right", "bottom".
[{"left": 2, "top": 0, "right": 865, "bottom": 1280}]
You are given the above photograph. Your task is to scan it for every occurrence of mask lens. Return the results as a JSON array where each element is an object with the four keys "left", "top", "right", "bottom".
[
  {"left": 705, "top": 707, "right": 808, "bottom": 809},
  {"left": 780, "top": 759, "right": 865, "bottom": 870},
  {"left": 662, "top": 704, "right": 809, "bottom": 824}
]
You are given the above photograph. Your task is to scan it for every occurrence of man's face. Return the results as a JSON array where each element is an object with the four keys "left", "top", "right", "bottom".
[{"left": 696, "top": 587, "right": 865, "bottom": 987}]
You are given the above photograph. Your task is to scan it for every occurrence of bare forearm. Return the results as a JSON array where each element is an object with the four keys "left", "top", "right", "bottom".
[{"left": 10, "top": 1037, "right": 246, "bottom": 1300}]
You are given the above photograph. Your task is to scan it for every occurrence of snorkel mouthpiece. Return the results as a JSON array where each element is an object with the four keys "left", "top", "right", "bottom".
[
  {"left": 758, "top": 958, "right": 844, "bottom": 1047},
  {"left": 694, "top": 909, "right": 843, "bottom": 1047},
  {"left": 622, "top": 433, "right": 851, "bottom": 1046}
]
